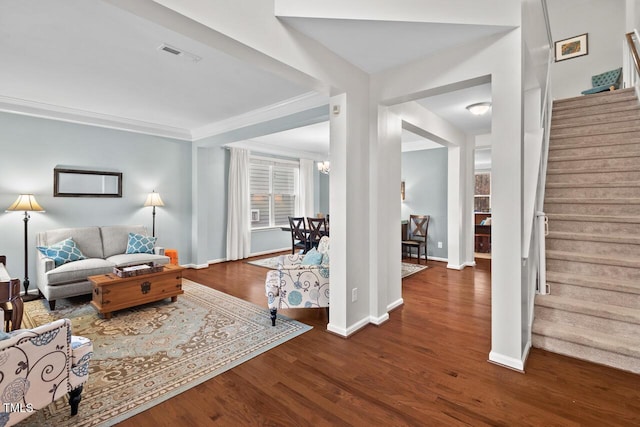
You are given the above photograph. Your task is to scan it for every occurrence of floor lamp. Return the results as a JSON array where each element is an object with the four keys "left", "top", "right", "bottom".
[
  {"left": 6, "top": 194, "right": 45, "bottom": 301},
  {"left": 144, "top": 191, "right": 164, "bottom": 237}
]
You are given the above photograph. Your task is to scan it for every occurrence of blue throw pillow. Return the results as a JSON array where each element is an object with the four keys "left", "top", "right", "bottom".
[
  {"left": 37, "top": 238, "right": 87, "bottom": 267},
  {"left": 126, "top": 233, "right": 157, "bottom": 254},
  {"left": 301, "top": 248, "right": 323, "bottom": 266}
]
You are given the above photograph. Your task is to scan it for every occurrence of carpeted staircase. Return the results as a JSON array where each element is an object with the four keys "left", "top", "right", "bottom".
[{"left": 532, "top": 87, "right": 640, "bottom": 374}]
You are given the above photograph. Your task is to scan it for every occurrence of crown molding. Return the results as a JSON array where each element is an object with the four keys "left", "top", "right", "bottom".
[
  {"left": 0, "top": 96, "right": 193, "bottom": 141},
  {"left": 190, "top": 91, "right": 328, "bottom": 141},
  {"left": 225, "top": 140, "right": 326, "bottom": 161},
  {"left": 0, "top": 92, "right": 329, "bottom": 143}
]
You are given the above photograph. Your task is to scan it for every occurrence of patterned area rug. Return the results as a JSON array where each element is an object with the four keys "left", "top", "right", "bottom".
[
  {"left": 247, "top": 256, "right": 428, "bottom": 278},
  {"left": 19, "top": 280, "right": 311, "bottom": 427}
]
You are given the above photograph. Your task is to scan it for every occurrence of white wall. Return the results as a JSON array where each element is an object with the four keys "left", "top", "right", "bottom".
[{"left": 548, "top": 0, "right": 626, "bottom": 99}]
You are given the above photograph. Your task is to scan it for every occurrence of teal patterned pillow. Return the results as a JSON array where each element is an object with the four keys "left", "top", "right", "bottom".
[
  {"left": 37, "top": 238, "right": 87, "bottom": 267},
  {"left": 126, "top": 233, "right": 157, "bottom": 254}
]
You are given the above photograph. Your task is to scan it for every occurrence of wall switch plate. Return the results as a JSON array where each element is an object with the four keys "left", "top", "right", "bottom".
[
  {"left": 438, "top": 241, "right": 443, "bottom": 248},
  {"left": 352, "top": 288, "right": 358, "bottom": 302}
]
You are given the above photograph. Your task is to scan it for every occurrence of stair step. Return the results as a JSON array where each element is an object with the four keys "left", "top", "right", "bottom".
[
  {"left": 546, "top": 271, "right": 640, "bottom": 295},
  {"left": 546, "top": 213, "right": 640, "bottom": 224},
  {"left": 536, "top": 295, "right": 640, "bottom": 325},
  {"left": 550, "top": 125, "right": 640, "bottom": 141},
  {"left": 549, "top": 137, "right": 640, "bottom": 152},
  {"left": 549, "top": 140, "right": 640, "bottom": 158},
  {"left": 546, "top": 181, "right": 640, "bottom": 189},
  {"left": 547, "top": 166, "right": 639, "bottom": 175},
  {"left": 545, "top": 182, "right": 640, "bottom": 199},
  {"left": 546, "top": 167, "right": 640, "bottom": 185},
  {"left": 545, "top": 197, "right": 640, "bottom": 204},
  {"left": 546, "top": 250, "right": 640, "bottom": 269},
  {"left": 551, "top": 104, "right": 640, "bottom": 125},
  {"left": 544, "top": 198, "right": 640, "bottom": 215},
  {"left": 547, "top": 231, "right": 640, "bottom": 245},
  {"left": 551, "top": 119, "right": 640, "bottom": 137},
  {"left": 546, "top": 271, "right": 640, "bottom": 308},
  {"left": 549, "top": 156, "right": 640, "bottom": 171},
  {"left": 533, "top": 319, "right": 640, "bottom": 360},
  {"left": 547, "top": 213, "right": 640, "bottom": 236},
  {"left": 532, "top": 332, "right": 640, "bottom": 374},
  {"left": 548, "top": 151, "right": 640, "bottom": 163},
  {"left": 553, "top": 88, "right": 637, "bottom": 110},
  {"left": 535, "top": 295, "right": 640, "bottom": 340}
]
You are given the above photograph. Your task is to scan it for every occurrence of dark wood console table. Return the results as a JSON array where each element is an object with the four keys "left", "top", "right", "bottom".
[{"left": 0, "top": 256, "right": 24, "bottom": 331}]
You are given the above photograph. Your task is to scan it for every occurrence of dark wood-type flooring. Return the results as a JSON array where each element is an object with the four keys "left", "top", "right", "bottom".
[{"left": 118, "top": 256, "right": 639, "bottom": 426}]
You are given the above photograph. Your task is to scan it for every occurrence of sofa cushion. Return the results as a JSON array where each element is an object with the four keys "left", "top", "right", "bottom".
[
  {"left": 46, "top": 258, "right": 115, "bottom": 285},
  {"left": 38, "top": 227, "right": 104, "bottom": 259},
  {"left": 101, "top": 225, "right": 148, "bottom": 258},
  {"left": 37, "top": 238, "right": 87, "bottom": 267},
  {"left": 107, "top": 253, "right": 170, "bottom": 268},
  {"left": 126, "top": 233, "right": 157, "bottom": 254}
]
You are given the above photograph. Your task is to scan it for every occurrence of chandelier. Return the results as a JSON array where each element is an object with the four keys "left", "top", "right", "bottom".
[{"left": 317, "top": 161, "right": 330, "bottom": 174}]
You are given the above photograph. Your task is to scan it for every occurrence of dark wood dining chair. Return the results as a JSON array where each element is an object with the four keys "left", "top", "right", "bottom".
[
  {"left": 307, "top": 217, "right": 328, "bottom": 250},
  {"left": 402, "top": 215, "right": 430, "bottom": 264},
  {"left": 288, "top": 216, "right": 310, "bottom": 254}
]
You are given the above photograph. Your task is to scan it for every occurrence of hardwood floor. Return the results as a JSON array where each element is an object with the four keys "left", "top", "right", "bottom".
[{"left": 118, "top": 257, "right": 639, "bottom": 426}]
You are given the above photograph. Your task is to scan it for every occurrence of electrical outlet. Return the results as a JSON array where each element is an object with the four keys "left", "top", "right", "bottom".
[
  {"left": 352, "top": 288, "right": 358, "bottom": 302},
  {"left": 438, "top": 241, "right": 443, "bottom": 249}
]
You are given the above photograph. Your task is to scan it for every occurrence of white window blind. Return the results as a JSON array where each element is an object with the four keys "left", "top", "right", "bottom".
[{"left": 250, "top": 158, "right": 298, "bottom": 229}]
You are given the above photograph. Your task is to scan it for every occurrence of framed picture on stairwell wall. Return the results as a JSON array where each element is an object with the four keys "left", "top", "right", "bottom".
[{"left": 555, "top": 33, "right": 588, "bottom": 62}]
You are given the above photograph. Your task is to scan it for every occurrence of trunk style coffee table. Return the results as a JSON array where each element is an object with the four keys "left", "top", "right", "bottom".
[{"left": 89, "top": 264, "right": 184, "bottom": 319}]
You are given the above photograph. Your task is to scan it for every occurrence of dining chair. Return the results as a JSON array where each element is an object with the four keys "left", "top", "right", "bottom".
[
  {"left": 402, "top": 215, "right": 430, "bottom": 264},
  {"left": 307, "top": 217, "right": 328, "bottom": 249},
  {"left": 288, "top": 216, "right": 310, "bottom": 254}
]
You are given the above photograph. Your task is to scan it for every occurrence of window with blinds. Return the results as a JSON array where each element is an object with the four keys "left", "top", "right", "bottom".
[{"left": 250, "top": 158, "right": 298, "bottom": 229}]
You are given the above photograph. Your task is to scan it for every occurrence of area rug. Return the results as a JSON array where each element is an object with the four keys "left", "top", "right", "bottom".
[
  {"left": 18, "top": 280, "right": 312, "bottom": 427},
  {"left": 247, "top": 256, "right": 428, "bottom": 278}
]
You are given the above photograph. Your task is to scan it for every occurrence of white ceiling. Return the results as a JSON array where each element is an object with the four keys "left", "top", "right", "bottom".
[
  {"left": 0, "top": 0, "right": 309, "bottom": 133},
  {"left": 0, "top": 1, "right": 495, "bottom": 147},
  {"left": 280, "top": 17, "right": 508, "bottom": 74}
]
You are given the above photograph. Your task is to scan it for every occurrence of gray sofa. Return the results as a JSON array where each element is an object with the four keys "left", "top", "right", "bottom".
[{"left": 36, "top": 225, "right": 169, "bottom": 310}]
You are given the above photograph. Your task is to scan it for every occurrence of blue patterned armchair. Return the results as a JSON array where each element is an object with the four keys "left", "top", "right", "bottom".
[
  {"left": 265, "top": 236, "right": 330, "bottom": 326},
  {"left": 0, "top": 318, "right": 93, "bottom": 426}
]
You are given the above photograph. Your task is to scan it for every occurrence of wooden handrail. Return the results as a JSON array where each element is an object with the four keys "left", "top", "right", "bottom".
[{"left": 626, "top": 32, "right": 640, "bottom": 78}]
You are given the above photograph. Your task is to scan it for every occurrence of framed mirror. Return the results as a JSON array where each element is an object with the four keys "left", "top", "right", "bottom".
[{"left": 54, "top": 168, "right": 122, "bottom": 197}]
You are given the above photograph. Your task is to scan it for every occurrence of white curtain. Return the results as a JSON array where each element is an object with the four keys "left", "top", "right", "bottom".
[
  {"left": 226, "top": 148, "right": 251, "bottom": 260},
  {"left": 298, "top": 158, "right": 315, "bottom": 217}
]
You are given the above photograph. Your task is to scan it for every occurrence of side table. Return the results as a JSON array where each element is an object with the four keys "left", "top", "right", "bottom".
[{"left": 0, "top": 278, "right": 23, "bottom": 332}]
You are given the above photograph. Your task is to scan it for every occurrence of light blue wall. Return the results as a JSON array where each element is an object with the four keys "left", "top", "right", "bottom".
[
  {"left": 0, "top": 112, "right": 192, "bottom": 287},
  {"left": 318, "top": 172, "right": 330, "bottom": 214},
  {"left": 401, "top": 147, "right": 448, "bottom": 259},
  {"left": 196, "top": 141, "right": 323, "bottom": 262}
]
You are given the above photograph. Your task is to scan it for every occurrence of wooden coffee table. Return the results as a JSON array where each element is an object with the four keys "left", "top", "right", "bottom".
[{"left": 89, "top": 264, "right": 184, "bottom": 319}]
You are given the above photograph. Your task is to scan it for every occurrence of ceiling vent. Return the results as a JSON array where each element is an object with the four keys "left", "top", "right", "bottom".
[{"left": 158, "top": 43, "right": 202, "bottom": 63}]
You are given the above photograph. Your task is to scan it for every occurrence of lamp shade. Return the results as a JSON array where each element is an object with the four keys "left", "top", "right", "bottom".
[
  {"left": 6, "top": 194, "right": 45, "bottom": 212},
  {"left": 144, "top": 191, "right": 164, "bottom": 207}
]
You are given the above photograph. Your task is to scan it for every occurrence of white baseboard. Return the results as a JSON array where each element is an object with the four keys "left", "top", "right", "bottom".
[
  {"left": 369, "top": 313, "right": 389, "bottom": 325},
  {"left": 387, "top": 298, "right": 404, "bottom": 312},
  {"left": 428, "top": 255, "right": 448, "bottom": 263},
  {"left": 488, "top": 350, "right": 525, "bottom": 372},
  {"left": 327, "top": 315, "right": 370, "bottom": 337}
]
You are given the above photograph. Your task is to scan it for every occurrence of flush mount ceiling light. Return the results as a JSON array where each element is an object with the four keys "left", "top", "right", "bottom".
[{"left": 466, "top": 102, "right": 492, "bottom": 115}]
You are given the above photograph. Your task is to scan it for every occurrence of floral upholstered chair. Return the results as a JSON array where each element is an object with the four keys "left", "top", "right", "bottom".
[
  {"left": 0, "top": 318, "right": 93, "bottom": 426},
  {"left": 265, "top": 236, "right": 330, "bottom": 326}
]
